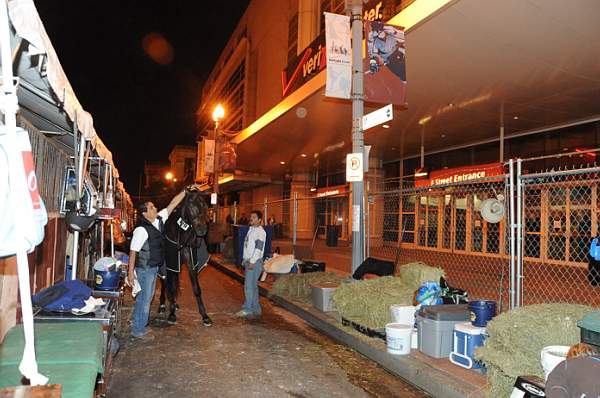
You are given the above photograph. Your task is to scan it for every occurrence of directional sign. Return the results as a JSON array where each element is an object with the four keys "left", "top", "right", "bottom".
[
  {"left": 346, "top": 153, "right": 363, "bottom": 182},
  {"left": 362, "top": 103, "right": 393, "bottom": 131}
]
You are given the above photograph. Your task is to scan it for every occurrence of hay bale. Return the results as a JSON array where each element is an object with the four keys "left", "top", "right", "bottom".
[
  {"left": 399, "top": 261, "right": 445, "bottom": 291},
  {"left": 271, "top": 272, "right": 344, "bottom": 303},
  {"left": 332, "top": 276, "right": 415, "bottom": 329},
  {"left": 475, "top": 303, "right": 595, "bottom": 397}
]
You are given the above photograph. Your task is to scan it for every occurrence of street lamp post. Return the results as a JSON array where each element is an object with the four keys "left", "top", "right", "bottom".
[
  {"left": 212, "top": 104, "right": 225, "bottom": 193},
  {"left": 212, "top": 104, "right": 225, "bottom": 220}
]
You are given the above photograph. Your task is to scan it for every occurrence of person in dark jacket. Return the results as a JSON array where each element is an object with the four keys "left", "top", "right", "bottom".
[{"left": 127, "top": 190, "right": 187, "bottom": 339}]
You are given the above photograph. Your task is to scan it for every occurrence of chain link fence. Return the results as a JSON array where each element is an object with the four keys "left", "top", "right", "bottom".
[
  {"left": 368, "top": 174, "right": 512, "bottom": 310},
  {"left": 518, "top": 161, "right": 600, "bottom": 307}
]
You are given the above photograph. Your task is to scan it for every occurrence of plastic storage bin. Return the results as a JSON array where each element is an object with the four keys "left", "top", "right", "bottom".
[
  {"left": 417, "top": 304, "right": 470, "bottom": 358},
  {"left": 311, "top": 282, "right": 338, "bottom": 312},
  {"left": 449, "top": 322, "right": 486, "bottom": 369},
  {"left": 578, "top": 311, "right": 600, "bottom": 350}
]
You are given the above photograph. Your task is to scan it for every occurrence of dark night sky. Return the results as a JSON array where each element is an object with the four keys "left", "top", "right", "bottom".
[{"left": 34, "top": 1, "right": 249, "bottom": 193}]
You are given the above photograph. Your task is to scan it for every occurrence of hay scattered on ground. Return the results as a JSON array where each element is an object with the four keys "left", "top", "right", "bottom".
[
  {"left": 271, "top": 272, "right": 344, "bottom": 303},
  {"left": 332, "top": 276, "right": 415, "bottom": 329},
  {"left": 399, "top": 262, "right": 445, "bottom": 291},
  {"left": 475, "top": 303, "right": 595, "bottom": 397}
]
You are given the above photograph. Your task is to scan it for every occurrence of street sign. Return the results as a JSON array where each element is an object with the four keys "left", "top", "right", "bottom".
[
  {"left": 362, "top": 103, "right": 393, "bottom": 131},
  {"left": 346, "top": 152, "right": 363, "bottom": 182},
  {"left": 210, "top": 193, "right": 217, "bottom": 205}
]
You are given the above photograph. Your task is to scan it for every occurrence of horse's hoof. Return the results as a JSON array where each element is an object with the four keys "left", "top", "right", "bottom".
[
  {"left": 202, "top": 317, "right": 213, "bottom": 327},
  {"left": 158, "top": 305, "right": 166, "bottom": 314},
  {"left": 167, "top": 314, "right": 177, "bottom": 325}
]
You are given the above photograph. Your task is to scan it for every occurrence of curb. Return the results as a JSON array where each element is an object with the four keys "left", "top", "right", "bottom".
[{"left": 209, "top": 258, "right": 487, "bottom": 398}]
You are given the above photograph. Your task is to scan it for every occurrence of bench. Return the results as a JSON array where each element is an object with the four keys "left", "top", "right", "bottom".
[{"left": 0, "top": 323, "right": 104, "bottom": 398}]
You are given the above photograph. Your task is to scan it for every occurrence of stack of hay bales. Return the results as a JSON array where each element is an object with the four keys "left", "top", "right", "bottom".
[
  {"left": 271, "top": 272, "right": 344, "bottom": 303},
  {"left": 399, "top": 262, "right": 445, "bottom": 290},
  {"left": 475, "top": 303, "right": 595, "bottom": 397},
  {"left": 332, "top": 276, "right": 414, "bottom": 329},
  {"left": 332, "top": 263, "right": 445, "bottom": 329}
]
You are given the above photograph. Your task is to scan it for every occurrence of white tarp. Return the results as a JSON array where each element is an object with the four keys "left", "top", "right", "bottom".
[
  {"left": 7, "top": 0, "right": 120, "bottom": 178},
  {"left": 325, "top": 12, "right": 351, "bottom": 99}
]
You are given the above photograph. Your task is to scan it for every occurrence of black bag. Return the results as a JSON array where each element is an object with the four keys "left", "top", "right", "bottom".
[
  {"left": 588, "top": 257, "right": 600, "bottom": 287},
  {"left": 352, "top": 257, "right": 395, "bottom": 280}
]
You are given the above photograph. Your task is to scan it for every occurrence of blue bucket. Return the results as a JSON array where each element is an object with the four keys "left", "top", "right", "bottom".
[
  {"left": 468, "top": 300, "right": 496, "bottom": 327},
  {"left": 94, "top": 269, "right": 120, "bottom": 291}
]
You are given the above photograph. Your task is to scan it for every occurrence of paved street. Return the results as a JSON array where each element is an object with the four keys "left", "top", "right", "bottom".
[{"left": 108, "top": 266, "right": 429, "bottom": 398}]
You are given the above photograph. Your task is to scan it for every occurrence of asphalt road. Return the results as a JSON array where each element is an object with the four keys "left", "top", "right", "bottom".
[{"left": 108, "top": 267, "right": 429, "bottom": 398}]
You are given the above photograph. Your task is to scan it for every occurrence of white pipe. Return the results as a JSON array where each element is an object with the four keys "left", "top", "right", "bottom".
[
  {"left": 71, "top": 230, "right": 79, "bottom": 280},
  {"left": 0, "top": 0, "right": 47, "bottom": 385},
  {"left": 110, "top": 222, "right": 114, "bottom": 258}
]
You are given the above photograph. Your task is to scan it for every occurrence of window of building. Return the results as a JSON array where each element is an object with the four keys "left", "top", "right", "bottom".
[
  {"left": 288, "top": 12, "right": 299, "bottom": 63},
  {"left": 319, "top": 0, "right": 345, "bottom": 34}
]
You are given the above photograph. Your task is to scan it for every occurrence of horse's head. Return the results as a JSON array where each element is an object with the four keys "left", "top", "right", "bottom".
[{"left": 180, "top": 190, "right": 208, "bottom": 237}]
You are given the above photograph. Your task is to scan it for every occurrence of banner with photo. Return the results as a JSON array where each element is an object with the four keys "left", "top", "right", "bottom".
[
  {"left": 364, "top": 20, "right": 407, "bottom": 105},
  {"left": 324, "top": 12, "right": 351, "bottom": 99}
]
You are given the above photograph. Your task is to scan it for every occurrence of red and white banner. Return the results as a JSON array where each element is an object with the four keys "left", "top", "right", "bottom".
[{"left": 415, "top": 163, "right": 504, "bottom": 188}]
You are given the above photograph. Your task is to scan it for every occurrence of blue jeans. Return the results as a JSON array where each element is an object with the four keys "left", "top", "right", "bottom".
[
  {"left": 242, "top": 259, "right": 263, "bottom": 315},
  {"left": 132, "top": 266, "right": 158, "bottom": 336}
]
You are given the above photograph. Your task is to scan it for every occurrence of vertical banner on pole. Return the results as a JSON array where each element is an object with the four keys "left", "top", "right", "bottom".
[
  {"left": 203, "top": 139, "right": 215, "bottom": 174},
  {"left": 364, "top": 20, "right": 407, "bottom": 106},
  {"left": 324, "top": 12, "right": 351, "bottom": 99}
]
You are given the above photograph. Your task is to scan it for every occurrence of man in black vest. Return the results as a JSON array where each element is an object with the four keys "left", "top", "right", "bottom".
[{"left": 127, "top": 190, "right": 186, "bottom": 340}]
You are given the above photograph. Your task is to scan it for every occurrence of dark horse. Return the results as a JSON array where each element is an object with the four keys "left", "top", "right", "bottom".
[{"left": 159, "top": 189, "right": 212, "bottom": 327}]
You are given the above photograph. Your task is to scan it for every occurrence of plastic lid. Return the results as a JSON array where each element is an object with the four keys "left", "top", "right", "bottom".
[
  {"left": 386, "top": 323, "right": 413, "bottom": 330},
  {"left": 578, "top": 311, "right": 600, "bottom": 332},
  {"left": 454, "top": 322, "right": 486, "bottom": 335},
  {"left": 418, "top": 304, "right": 470, "bottom": 321}
]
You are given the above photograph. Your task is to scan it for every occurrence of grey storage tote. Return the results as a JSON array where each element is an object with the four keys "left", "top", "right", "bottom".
[{"left": 417, "top": 304, "right": 470, "bottom": 358}]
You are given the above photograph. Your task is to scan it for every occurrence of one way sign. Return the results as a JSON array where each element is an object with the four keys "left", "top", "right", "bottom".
[{"left": 362, "top": 104, "right": 393, "bottom": 131}]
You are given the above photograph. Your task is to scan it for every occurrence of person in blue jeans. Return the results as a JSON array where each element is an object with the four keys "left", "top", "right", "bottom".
[
  {"left": 127, "top": 190, "right": 188, "bottom": 339},
  {"left": 235, "top": 210, "right": 266, "bottom": 318}
]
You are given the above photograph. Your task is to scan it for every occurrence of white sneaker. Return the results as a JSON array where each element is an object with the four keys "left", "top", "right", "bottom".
[{"left": 234, "top": 310, "right": 251, "bottom": 318}]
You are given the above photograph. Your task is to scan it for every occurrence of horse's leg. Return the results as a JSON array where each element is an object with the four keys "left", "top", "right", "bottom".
[
  {"left": 158, "top": 277, "right": 167, "bottom": 314},
  {"left": 187, "top": 262, "right": 212, "bottom": 327},
  {"left": 166, "top": 269, "right": 179, "bottom": 325}
]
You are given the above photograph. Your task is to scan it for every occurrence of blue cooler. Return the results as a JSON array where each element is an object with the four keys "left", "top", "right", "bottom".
[{"left": 449, "top": 322, "right": 486, "bottom": 369}]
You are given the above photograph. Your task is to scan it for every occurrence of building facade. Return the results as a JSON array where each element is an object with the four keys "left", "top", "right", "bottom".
[{"left": 197, "top": 0, "right": 600, "bottom": 305}]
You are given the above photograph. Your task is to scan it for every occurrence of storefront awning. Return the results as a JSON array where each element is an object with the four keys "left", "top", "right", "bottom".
[{"left": 231, "top": 0, "right": 600, "bottom": 175}]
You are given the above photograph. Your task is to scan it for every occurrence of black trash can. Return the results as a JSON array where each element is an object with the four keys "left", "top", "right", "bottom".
[{"left": 326, "top": 225, "right": 339, "bottom": 247}]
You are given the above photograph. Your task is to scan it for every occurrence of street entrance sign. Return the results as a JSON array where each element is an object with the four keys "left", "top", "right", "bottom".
[{"left": 362, "top": 103, "right": 393, "bottom": 131}]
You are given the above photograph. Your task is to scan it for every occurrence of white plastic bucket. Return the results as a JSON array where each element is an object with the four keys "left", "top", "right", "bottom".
[
  {"left": 540, "top": 345, "right": 569, "bottom": 380},
  {"left": 385, "top": 323, "right": 413, "bottom": 355},
  {"left": 390, "top": 304, "right": 416, "bottom": 325}
]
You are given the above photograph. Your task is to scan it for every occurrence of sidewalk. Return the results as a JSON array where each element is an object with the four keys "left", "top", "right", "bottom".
[{"left": 210, "top": 255, "right": 489, "bottom": 398}]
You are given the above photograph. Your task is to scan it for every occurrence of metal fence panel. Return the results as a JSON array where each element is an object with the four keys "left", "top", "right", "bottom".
[{"left": 518, "top": 162, "right": 600, "bottom": 307}]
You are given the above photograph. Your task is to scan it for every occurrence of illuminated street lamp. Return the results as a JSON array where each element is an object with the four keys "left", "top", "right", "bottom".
[
  {"left": 165, "top": 171, "right": 174, "bottom": 181},
  {"left": 212, "top": 104, "right": 225, "bottom": 124}
]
